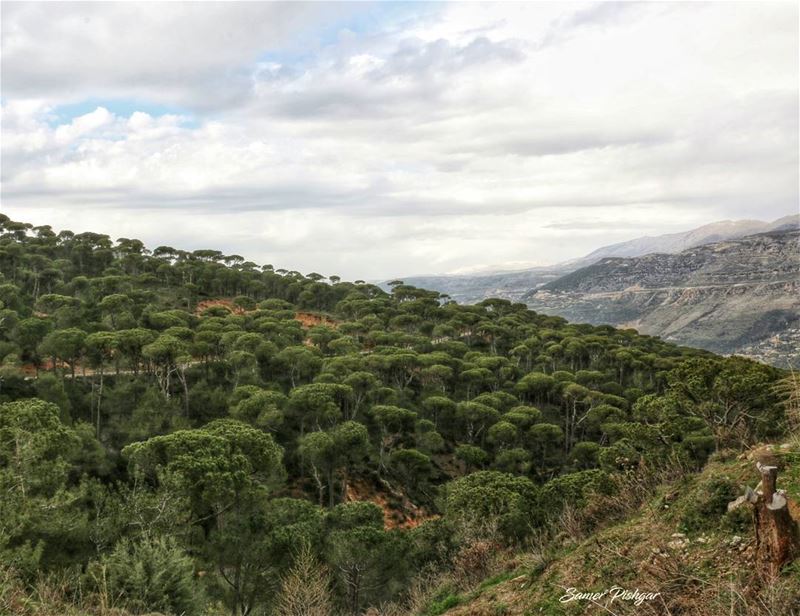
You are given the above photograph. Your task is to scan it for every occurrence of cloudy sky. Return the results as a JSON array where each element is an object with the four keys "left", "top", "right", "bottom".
[{"left": 1, "top": 1, "right": 797, "bottom": 279}]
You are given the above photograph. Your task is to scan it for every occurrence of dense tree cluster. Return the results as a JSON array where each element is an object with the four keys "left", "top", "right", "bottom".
[{"left": 0, "top": 215, "right": 787, "bottom": 614}]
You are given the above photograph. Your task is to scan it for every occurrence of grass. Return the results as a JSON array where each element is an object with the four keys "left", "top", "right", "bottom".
[
  {"left": 422, "top": 593, "right": 462, "bottom": 616},
  {"left": 476, "top": 571, "right": 518, "bottom": 593},
  {"left": 420, "top": 570, "right": 521, "bottom": 615},
  {"left": 779, "top": 448, "right": 800, "bottom": 498},
  {"left": 418, "top": 442, "right": 800, "bottom": 616}
]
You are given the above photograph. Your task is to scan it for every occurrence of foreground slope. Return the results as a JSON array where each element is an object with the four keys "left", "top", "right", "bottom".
[
  {"left": 524, "top": 230, "right": 800, "bottom": 367},
  {"left": 422, "top": 441, "right": 800, "bottom": 616}
]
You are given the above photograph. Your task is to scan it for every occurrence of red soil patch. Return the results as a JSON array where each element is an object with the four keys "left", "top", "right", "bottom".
[
  {"left": 20, "top": 364, "right": 39, "bottom": 377},
  {"left": 20, "top": 359, "right": 70, "bottom": 376},
  {"left": 294, "top": 312, "right": 339, "bottom": 329},
  {"left": 195, "top": 299, "right": 247, "bottom": 316},
  {"left": 344, "top": 478, "right": 436, "bottom": 530},
  {"left": 194, "top": 301, "right": 338, "bottom": 332}
]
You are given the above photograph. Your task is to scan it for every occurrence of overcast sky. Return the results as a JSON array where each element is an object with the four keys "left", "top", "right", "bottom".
[{"left": 1, "top": 1, "right": 797, "bottom": 279}]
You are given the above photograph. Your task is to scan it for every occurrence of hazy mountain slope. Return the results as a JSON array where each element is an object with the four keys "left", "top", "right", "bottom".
[
  {"left": 564, "top": 214, "right": 798, "bottom": 269},
  {"left": 523, "top": 230, "right": 800, "bottom": 366},
  {"left": 390, "top": 215, "right": 798, "bottom": 304},
  {"left": 382, "top": 265, "right": 568, "bottom": 304}
]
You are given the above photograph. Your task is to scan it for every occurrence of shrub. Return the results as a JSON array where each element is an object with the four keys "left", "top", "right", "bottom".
[
  {"left": 87, "top": 535, "right": 202, "bottom": 615},
  {"left": 444, "top": 471, "right": 539, "bottom": 542},
  {"left": 679, "top": 475, "right": 740, "bottom": 533},
  {"left": 540, "top": 469, "right": 614, "bottom": 521},
  {"left": 452, "top": 539, "right": 498, "bottom": 589}
]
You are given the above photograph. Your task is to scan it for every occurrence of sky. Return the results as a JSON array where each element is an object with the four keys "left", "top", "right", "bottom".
[{"left": 1, "top": 1, "right": 798, "bottom": 280}]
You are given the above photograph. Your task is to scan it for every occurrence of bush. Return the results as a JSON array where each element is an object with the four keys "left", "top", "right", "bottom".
[
  {"left": 679, "top": 475, "right": 740, "bottom": 533},
  {"left": 452, "top": 539, "right": 498, "bottom": 589},
  {"left": 455, "top": 444, "right": 489, "bottom": 471},
  {"left": 721, "top": 504, "right": 752, "bottom": 533},
  {"left": 444, "top": 471, "right": 538, "bottom": 542},
  {"left": 539, "top": 469, "right": 614, "bottom": 520},
  {"left": 422, "top": 586, "right": 462, "bottom": 616},
  {"left": 409, "top": 519, "right": 459, "bottom": 569},
  {"left": 87, "top": 535, "right": 202, "bottom": 615}
]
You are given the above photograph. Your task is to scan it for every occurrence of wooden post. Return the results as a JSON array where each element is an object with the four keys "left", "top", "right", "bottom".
[
  {"left": 757, "top": 462, "right": 777, "bottom": 502},
  {"left": 730, "top": 462, "right": 800, "bottom": 579}
]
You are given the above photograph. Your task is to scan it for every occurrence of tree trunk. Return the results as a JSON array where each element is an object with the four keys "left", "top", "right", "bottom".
[
  {"left": 754, "top": 462, "right": 800, "bottom": 578},
  {"left": 311, "top": 466, "right": 325, "bottom": 507},
  {"left": 177, "top": 365, "right": 190, "bottom": 417},
  {"left": 341, "top": 469, "right": 349, "bottom": 506},
  {"left": 90, "top": 375, "right": 95, "bottom": 422},
  {"left": 729, "top": 462, "right": 800, "bottom": 580},
  {"left": 97, "top": 368, "right": 104, "bottom": 439}
]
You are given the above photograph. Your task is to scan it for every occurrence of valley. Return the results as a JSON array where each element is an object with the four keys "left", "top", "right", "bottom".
[
  {"left": 395, "top": 218, "right": 800, "bottom": 367},
  {"left": 525, "top": 230, "right": 800, "bottom": 366}
]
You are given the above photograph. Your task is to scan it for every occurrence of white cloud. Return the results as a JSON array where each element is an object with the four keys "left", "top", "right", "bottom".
[
  {"left": 1, "top": 2, "right": 355, "bottom": 109},
  {"left": 1, "top": 1, "right": 797, "bottom": 280},
  {"left": 54, "top": 106, "right": 113, "bottom": 144}
]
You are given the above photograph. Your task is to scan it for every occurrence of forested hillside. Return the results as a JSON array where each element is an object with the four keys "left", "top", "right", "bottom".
[{"left": 0, "top": 215, "right": 796, "bottom": 616}]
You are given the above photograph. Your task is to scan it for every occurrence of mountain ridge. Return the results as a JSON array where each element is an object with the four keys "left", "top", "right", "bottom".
[
  {"left": 387, "top": 214, "right": 798, "bottom": 304},
  {"left": 524, "top": 229, "right": 800, "bottom": 366},
  {"left": 565, "top": 214, "right": 799, "bottom": 269}
]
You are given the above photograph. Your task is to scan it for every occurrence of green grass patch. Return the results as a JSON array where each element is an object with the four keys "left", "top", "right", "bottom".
[
  {"left": 476, "top": 571, "right": 517, "bottom": 593},
  {"left": 780, "top": 450, "right": 800, "bottom": 499},
  {"left": 422, "top": 593, "right": 462, "bottom": 616}
]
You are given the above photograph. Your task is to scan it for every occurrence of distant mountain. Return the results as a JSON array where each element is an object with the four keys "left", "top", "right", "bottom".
[
  {"left": 381, "top": 265, "right": 568, "bottom": 305},
  {"left": 563, "top": 214, "right": 799, "bottom": 269},
  {"left": 523, "top": 229, "right": 800, "bottom": 367},
  {"left": 391, "top": 215, "right": 798, "bottom": 304}
]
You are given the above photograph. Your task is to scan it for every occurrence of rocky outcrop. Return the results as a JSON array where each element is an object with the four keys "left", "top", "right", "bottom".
[{"left": 523, "top": 231, "right": 800, "bottom": 367}]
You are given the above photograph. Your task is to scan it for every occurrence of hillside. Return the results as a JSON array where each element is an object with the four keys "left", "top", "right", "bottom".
[
  {"left": 0, "top": 214, "right": 797, "bottom": 616},
  {"left": 418, "top": 440, "right": 800, "bottom": 616},
  {"left": 391, "top": 215, "right": 798, "bottom": 305},
  {"left": 524, "top": 230, "right": 800, "bottom": 367}
]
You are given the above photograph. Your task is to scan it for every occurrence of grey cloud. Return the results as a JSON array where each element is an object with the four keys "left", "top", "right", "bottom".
[
  {"left": 367, "top": 36, "right": 525, "bottom": 82},
  {"left": 537, "top": 1, "right": 660, "bottom": 50},
  {"left": 544, "top": 219, "right": 679, "bottom": 231},
  {"left": 3, "top": 174, "right": 698, "bottom": 220},
  {"left": 266, "top": 86, "right": 403, "bottom": 120},
  {"left": 562, "top": 2, "right": 650, "bottom": 29},
  {"left": 1, "top": 2, "right": 797, "bottom": 279},
  {"left": 455, "top": 129, "right": 674, "bottom": 159},
  {"left": 0, "top": 2, "right": 351, "bottom": 110},
  {"left": 252, "top": 35, "right": 525, "bottom": 121}
]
